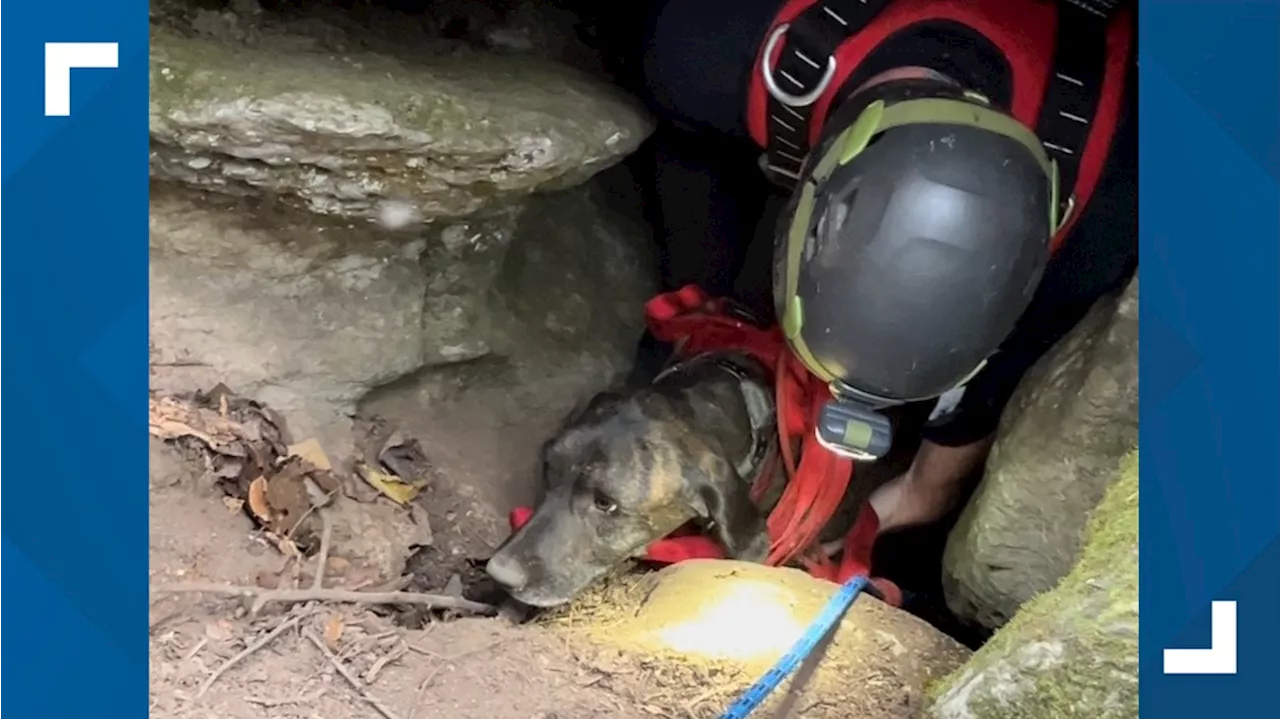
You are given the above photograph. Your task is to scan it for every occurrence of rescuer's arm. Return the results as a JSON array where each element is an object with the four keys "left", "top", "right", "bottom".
[{"left": 870, "top": 266, "right": 1130, "bottom": 533}]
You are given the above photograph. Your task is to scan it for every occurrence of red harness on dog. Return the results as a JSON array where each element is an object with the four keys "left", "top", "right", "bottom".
[{"left": 509, "top": 284, "right": 902, "bottom": 606}]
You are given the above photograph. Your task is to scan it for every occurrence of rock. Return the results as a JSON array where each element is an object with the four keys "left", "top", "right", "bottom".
[
  {"left": 149, "top": 187, "right": 428, "bottom": 456},
  {"left": 942, "top": 277, "right": 1138, "bottom": 630},
  {"left": 546, "top": 560, "right": 971, "bottom": 719},
  {"left": 483, "top": 169, "right": 657, "bottom": 364},
  {"left": 355, "top": 164, "right": 657, "bottom": 522},
  {"left": 151, "top": 165, "right": 656, "bottom": 469},
  {"left": 325, "top": 497, "right": 423, "bottom": 584},
  {"left": 928, "top": 453, "right": 1138, "bottom": 719},
  {"left": 148, "top": 22, "right": 652, "bottom": 221}
]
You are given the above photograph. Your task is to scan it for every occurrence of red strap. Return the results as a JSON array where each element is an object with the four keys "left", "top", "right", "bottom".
[
  {"left": 502, "top": 286, "right": 901, "bottom": 606},
  {"left": 506, "top": 501, "right": 901, "bottom": 606}
]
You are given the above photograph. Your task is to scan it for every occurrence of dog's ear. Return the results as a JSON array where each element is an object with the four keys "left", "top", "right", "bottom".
[
  {"left": 577, "top": 390, "right": 626, "bottom": 421},
  {"left": 686, "top": 456, "right": 771, "bottom": 563}
]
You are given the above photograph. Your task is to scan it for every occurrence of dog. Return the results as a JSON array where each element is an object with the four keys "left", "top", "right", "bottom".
[{"left": 484, "top": 350, "right": 779, "bottom": 607}]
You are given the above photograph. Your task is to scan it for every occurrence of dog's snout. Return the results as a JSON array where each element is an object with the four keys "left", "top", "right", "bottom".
[{"left": 485, "top": 553, "right": 529, "bottom": 591}]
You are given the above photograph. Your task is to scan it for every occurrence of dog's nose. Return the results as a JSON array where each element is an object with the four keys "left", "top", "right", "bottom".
[{"left": 485, "top": 553, "right": 529, "bottom": 591}]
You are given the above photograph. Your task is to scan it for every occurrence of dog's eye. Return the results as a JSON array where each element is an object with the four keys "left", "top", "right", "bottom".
[{"left": 592, "top": 493, "right": 619, "bottom": 515}]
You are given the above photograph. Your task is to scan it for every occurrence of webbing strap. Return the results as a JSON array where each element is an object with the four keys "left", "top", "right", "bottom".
[
  {"left": 759, "top": 0, "right": 1122, "bottom": 205},
  {"left": 1063, "top": 0, "right": 1123, "bottom": 19},
  {"left": 1035, "top": 0, "right": 1112, "bottom": 223},
  {"left": 761, "top": 0, "right": 891, "bottom": 187}
]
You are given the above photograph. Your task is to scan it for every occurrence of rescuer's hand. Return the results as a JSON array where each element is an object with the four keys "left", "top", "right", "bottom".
[{"left": 868, "top": 436, "right": 995, "bottom": 534}]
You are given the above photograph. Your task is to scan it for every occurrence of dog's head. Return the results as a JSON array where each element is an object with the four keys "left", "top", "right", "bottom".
[{"left": 485, "top": 388, "right": 771, "bottom": 607}]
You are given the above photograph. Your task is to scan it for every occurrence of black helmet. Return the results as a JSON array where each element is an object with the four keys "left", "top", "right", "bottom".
[{"left": 773, "top": 80, "right": 1060, "bottom": 407}]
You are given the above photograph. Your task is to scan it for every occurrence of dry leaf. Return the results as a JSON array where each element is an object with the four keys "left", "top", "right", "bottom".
[
  {"left": 218, "top": 393, "right": 229, "bottom": 419},
  {"left": 269, "top": 532, "right": 301, "bottom": 558},
  {"left": 354, "top": 460, "right": 424, "bottom": 505},
  {"left": 288, "top": 438, "right": 332, "bottom": 471},
  {"left": 408, "top": 503, "right": 434, "bottom": 547},
  {"left": 326, "top": 556, "right": 351, "bottom": 574},
  {"left": 222, "top": 496, "right": 245, "bottom": 514},
  {"left": 267, "top": 460, "right": 323, "bottom": 539},
  {"left": 323, "top": 615, "right": 345, "bottom": 651},
  {"left": 377, "top": 433, "right": 435, "bottom": 488},
  {"left": 149, "top": 419, "right": 216, "bottom": 446},
  {"left": 246, "top": 477, "right": 272, "bottom": 522}
]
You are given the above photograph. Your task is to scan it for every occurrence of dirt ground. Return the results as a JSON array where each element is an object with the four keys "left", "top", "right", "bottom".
[{"left": 148, "top": 380, "right": 661, "bottom": 719}]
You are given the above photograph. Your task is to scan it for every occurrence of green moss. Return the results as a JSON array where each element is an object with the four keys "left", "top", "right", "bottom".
[{"left": 928, "top": 451, "right": 1138, "bottom": 719}]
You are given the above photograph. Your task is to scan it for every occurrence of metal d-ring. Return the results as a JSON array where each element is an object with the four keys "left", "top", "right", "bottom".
[
  {"left": 761, "top": 24, "right": 837, "bottom": 108},
  {"left": 1057, "top": 193, "right": 1077, "bottom": 233}
]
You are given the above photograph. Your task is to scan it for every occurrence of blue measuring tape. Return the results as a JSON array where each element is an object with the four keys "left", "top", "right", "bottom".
[{"left": 716, "top": 575, "right": 869, "bottom": 719}]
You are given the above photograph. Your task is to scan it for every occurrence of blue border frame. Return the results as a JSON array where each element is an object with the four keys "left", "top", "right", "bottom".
[
  {"left": 1, "top": 3, "right": 150, "bottom": 716},
  {"left": 1140, "top": 0, "right": 1280, "bottom": 712},
  {"left": 2, "top": 1, "right": 1279, "bottom": 716}
]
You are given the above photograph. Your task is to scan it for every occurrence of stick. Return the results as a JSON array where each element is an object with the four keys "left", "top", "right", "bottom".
[
  {"left": 151, "top": 584, "right": 497, "bottom": 617},
  {"left": 365, "top": 645, "right": 407, "bottom": 684},
  {"left": 312, "top": 510, "right": 334, "bottom": 590},
  {"left": 305, "top": 630, "right": 403, "bottom": 719},
  {"left": 245, "top": 688, "right": 327, "bottom": 707},
  {"left": 406, "top": 663, "right": 445, "bottom": 719},
  {"left": 182, "top": 637, "right": 209, "bottom": 663},
  {"left": 197, "top": 615, "right": 301, "bottom": 697}
]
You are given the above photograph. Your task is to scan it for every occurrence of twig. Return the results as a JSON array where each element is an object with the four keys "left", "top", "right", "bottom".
[
  {"left": 286, "top": 486, "right": 340, "bottom": 541},
  {"left": 305, "top": 630, "right": 403, "bottom": 719},
  {"left": 182, "top": 637, "right": 209, "bottom": 663},
  {"left": 197, "top": 615, "right": 301, "bottom": 697},
  {"left": 245, "top": 688, "right": 327, "bottom": 707},
  {"left": 336, "top": 630, "right": 401, "bottom": 662},
  {"left": 406, "top": 663, "right": 445, "bottom": 719},
  {"left": 151, "top": 583, "right": 497, "bottom": 617},
  {"left": 365, "top": 644, "right": 408, "bottom": 684},
  {"left": 312, "top": 509, "right": 334, "bottom": 590}
]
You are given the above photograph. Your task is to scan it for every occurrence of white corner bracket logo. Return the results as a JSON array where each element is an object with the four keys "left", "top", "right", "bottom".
[
  {"left": 1163, "top": 600, "right": 1238, "bottom": 675},
  {"left": 45, "top": 42, "right": 120, "bottom": 116}
]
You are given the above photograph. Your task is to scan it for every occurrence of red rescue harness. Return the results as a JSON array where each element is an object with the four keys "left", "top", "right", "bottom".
[{"left": 746, "top": 0, "right": 1133, "bottom": 252}]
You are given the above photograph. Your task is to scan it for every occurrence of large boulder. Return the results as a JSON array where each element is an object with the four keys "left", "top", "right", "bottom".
[
  {"left": 148, "top": 19, "right": 651, "bottom": 221},
  {"left": 942, "top": 277, "right": 1138, "bottom": 630},
  {"left": 149, "top": 166, "right": 657, "bottom": 458},
  {"left": 149, "top": 3, "right": 658, "bottom": 458},
  {"left": 548, "top": 560, "right": 971, "bottom": 719},
  {"left": 928, "top": 452, "right": 1138, "bottom": 719}
]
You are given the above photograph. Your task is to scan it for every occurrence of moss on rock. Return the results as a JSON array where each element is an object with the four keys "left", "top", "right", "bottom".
[{"left": 927, "top": 451, "right": 1138, "bottom": 719}]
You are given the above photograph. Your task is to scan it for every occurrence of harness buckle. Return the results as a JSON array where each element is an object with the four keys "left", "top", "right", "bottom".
[
  {"left": 761, "top": 24, "right": 838, "bottom": 108},
  {"left": 1057, "top": 193, "right": 1078, "bottom": 233}
]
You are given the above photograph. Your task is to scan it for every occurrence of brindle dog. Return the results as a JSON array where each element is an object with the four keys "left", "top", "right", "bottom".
[{"left": 485, "top": 351, "right": 778, "bottom": 607}]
